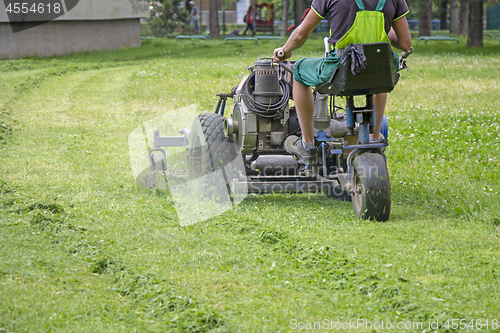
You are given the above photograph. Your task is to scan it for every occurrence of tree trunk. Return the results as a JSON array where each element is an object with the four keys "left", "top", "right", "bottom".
[
  {"left": 459, "top": 0, "right": 469, "bottom": 36},
  {"left": 419, "top": 0, "right": 433, "bottom": 36},
  {"left": 450, "top": 0, "right": 459, "bottom": 33},
  {"left": 293, "top": 1, "right": 299, "bottom": 28},
  {"left": 209, "top": 0, "right": 219, "bottom": 39},
  {"left": 467, "top": 0, "right": 483, "bottom": 47},
  {"left": 294, "top": 0, "right": 309, "bottom": 27},
  {"left": 440, "top": 0, "right": 448, "bottom": 30},
  {"left": 281, "top": 0, "right": 289, "bottom": 37}
]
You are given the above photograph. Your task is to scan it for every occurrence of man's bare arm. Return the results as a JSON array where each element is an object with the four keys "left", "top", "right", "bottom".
[
  {"left": 273, "top": 10, "right": 323, "bottom": 61},
  {"left": 389, "top": 16, "right": 412, "bottom": 51}
]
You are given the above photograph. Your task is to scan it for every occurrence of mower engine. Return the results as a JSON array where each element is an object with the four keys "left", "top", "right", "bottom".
[
  {"left": 224, "top": 59, "right": 296, "bottom": 155},
  {"left": 224, "top": 59, "right": 348, "bottom": 156}
]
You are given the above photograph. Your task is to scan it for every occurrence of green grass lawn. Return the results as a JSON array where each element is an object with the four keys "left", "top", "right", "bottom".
[{"left": 1, "top": 38, "right": 500, "bottom": 332}]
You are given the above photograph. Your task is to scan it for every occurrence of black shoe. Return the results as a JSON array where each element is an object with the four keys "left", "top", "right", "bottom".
[{"left": 284, "top": 135, "right": 317, "bottom": 165}]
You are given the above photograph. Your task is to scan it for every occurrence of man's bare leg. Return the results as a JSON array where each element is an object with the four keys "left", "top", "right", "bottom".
[
  {"left": 293, "top": 78, "right": 315, "bottom": 144},
  {"left": 372, "top": 93, "right": 387, "bottom": 140}
]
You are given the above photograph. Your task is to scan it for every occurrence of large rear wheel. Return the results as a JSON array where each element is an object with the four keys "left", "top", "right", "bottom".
[
  {"left": 351, "top": 153, "right": 391, "bottom": 221},
  {"left": 188, "top": 113, "right": 238, "bottom": 183}
]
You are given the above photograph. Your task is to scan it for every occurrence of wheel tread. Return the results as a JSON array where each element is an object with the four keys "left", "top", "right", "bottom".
[
  {"left": 351, "top": 153, "right": 391, "bottom": 221},
  {"left": 189, "top": 113, "right": 237, "bottom": 177}
]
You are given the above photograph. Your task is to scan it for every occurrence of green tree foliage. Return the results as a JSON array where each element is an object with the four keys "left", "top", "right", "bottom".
[{"left": 148, "top": 0, "right": 190, "bottom": 36}]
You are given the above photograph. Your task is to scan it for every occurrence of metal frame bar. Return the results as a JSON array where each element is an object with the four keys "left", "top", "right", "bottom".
[{"left": 231, "top": 174, "right": 343, "bottom": 194}]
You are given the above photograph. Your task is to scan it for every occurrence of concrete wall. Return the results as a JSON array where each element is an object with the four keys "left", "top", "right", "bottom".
[
  {"left": 0, "top": 0, "right": 149, "bottom": 59},
  {"left": 1, "top": 19, "right": 141, "bottom": 59}
]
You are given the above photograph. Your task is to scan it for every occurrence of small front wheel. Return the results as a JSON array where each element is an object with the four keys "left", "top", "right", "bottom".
[{"left": 351, "top": 153, "right": 391, "bottom": 221}]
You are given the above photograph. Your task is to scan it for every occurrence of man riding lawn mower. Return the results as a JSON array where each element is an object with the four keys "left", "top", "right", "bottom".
[{"left": 144, "top": 0, "right": 413, "bottom": 222}]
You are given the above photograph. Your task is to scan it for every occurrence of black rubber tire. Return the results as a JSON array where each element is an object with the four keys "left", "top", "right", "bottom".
[
  {"left": 351, "top": 153, "right": 391, "bottom": 221},
  {"left": 188, "top": 113, "right": 237, "bottom": 180}
]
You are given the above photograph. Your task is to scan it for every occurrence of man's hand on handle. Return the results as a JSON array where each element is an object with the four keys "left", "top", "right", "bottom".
[{"left": 273, "top": 47, "right": 292, "bottom": 63}]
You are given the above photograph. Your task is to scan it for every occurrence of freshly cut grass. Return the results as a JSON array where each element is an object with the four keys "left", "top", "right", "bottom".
[{"left": 1, "top": 38, "right": 499, "bottom": 332}]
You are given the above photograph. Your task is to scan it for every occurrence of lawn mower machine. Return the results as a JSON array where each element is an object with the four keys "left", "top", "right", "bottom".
[{"left": 144, "top": 40, "right": 413, "bottom": 222}]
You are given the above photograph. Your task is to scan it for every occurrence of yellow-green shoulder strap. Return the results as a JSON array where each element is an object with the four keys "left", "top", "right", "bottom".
[
  {"left": 355, "top": 0, "right": 365, "bottom": 10},
  {"left": 375, "top": 0, "right": 387, "bottom": 11}
]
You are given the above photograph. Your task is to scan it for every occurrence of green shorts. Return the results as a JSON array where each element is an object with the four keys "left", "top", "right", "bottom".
[{"left": 293, "top": 51, "right": 341, "bottom": 87}]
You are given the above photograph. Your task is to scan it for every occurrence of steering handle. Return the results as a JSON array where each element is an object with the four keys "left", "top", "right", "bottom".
[
  {"left": 401, "top": 47, "right": 414, "bottom": 59},
  {"left": 272, "top": 50, "right": 293, "bottom": 75}
]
